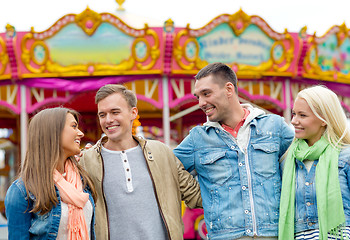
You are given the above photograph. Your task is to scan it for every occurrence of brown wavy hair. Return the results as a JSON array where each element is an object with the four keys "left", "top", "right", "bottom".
[{"left": 20, "top": 107, "right": 97, "bottom": 215}]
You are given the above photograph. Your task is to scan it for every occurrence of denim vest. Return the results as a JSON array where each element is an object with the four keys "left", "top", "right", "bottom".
[
  {"left": 294, "top": 147, "right": 350, "bottom": 233},
  {"left": 174, "top": 113, "right": 294, "bottom": 240},
  {"left": 5, "top": 179, "right": 96, "bottom": 240}
]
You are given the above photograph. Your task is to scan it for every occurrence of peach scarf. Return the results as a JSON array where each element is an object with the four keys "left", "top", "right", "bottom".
[{"left": 53, "top": 160, "right": 90, "bottom": 240}]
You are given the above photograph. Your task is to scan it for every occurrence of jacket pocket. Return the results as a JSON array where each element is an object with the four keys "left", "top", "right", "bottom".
[
  {"left": 199, "top": 150, "right": 234, "bottom": 186},
  {"left": 251, "top": 142, "right": 279, "bottom": 178},
  {"left": 29, "top": 213, "right": 50, "bottom": 236}
]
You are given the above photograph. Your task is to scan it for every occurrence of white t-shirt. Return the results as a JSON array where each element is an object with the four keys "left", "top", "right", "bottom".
[{"left": 57, "top": 199, "right": 93, "bottom": 239}]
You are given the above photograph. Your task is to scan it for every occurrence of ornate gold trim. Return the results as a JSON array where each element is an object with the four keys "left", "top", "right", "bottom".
[
  {"left": 135, "top": 28, "right": 160, "bottom": 70},
  {"left": 271, "top": 42, "right": 286, "bottom": 65},
  {"left": 303, "top": 44, "right": 319, "bottom": 73},
  {"left": 272, "top": 33, "right": 294, "bottom": 72},
  {"left": 116, "top": 0, "right": 125, "bottom": 11},
  {"left": 303, "top": 24, "right": 350, "bottom": 83},
  {"left": 20, "top": 69, "right": 162, "bottom": 78},
  {"left": 173, "top": 29, "right": 208, "bottom": 71},
  {"left": 173, "top": 9, "right": 295, "bottom": 76},
  {"left": 183, "top": 38, "right": 199, "bottom": 63},
  {"left": 228, "top": 9, "right": 251, "bottom": 37},
  {"left": 20, "top": 9, "right": 161, "bottom": 76},
  {"left": 132, "top": 38, "right": 150, "bottom": 62},
  {"left": 21, "top": 33, "right": 46, "bottom": 73},
  {"left": 336, "top": 23, "right": 348, "bottom": 47},
  {"left": 0, "top": 37, "right": 8, "bottom": 75},
  {"left": 75, "top": 7, "right": 102, "bottom": 36},
  {"left": 30, "top": 41, "right": 49, "bottom": 66}
]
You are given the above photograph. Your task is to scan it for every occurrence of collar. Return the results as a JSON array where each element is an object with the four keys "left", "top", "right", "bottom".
[
  {"left": 221, "top": 108, "right": 250, "bottom": 138},
  {"left": 95, "top": 135, "right": 147, "bottom": 153},
  {"left": 203, "top": 104, "right": 266, "bottom": 131}
]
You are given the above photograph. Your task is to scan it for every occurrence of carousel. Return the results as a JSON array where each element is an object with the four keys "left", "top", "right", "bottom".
[{"left": 0, "top": 1, "right": 350, "bottom": 238}]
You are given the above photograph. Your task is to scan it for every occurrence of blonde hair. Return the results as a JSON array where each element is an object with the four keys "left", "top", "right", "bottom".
[
  {"left": 20, "top": 107, "right": 96, "bottom": 214},
  {"left": 296, "top": 85, "right": 350, "bottom": 147}
]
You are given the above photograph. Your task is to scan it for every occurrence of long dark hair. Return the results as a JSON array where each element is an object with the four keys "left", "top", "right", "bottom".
[{"left": 20, "top": 107, "right": 97, "bottom": 214}]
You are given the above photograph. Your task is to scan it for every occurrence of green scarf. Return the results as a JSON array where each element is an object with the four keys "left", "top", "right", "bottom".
[{"left": 278, "top": 136, "right": 345, "bottom": 240}]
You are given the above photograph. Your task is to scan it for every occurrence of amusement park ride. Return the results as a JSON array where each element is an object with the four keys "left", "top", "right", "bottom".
[{"left": 1, "top": 0, "right": 350, "bottom": 238}]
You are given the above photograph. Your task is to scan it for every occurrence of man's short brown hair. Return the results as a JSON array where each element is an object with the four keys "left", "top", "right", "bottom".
[
  {"left": 195, "top": 62, "right": 238, "bottom": 94},
  {"left": 95, "top": 84, "right": 137, "bottom": 108}
]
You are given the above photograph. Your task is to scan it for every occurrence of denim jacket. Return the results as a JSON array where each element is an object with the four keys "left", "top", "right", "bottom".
[
  {"left": 5, "top": 178, "right": 96, "bottom": 240},
  {"left": 174, "top": 107, "right": 294, "bottom": 240},
  {"left": 294, "top": 146, "right": 350, "bottom": 233}
]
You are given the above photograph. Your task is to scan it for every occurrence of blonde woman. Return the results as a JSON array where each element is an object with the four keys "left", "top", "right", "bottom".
[
  {"left": 5, "top": 107, "right": 97, "bottom": 240},
  {"left": 279, "top": 86, "right": 350, "bottom": 240}
]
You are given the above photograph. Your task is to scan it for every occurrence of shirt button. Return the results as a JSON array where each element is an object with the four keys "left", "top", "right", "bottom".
[
  {"left": 242, "top": 186, "right": 247, "bottom": 190},
  {"left": 216, "top": 130, "right": 219, "bottom": 133},
  {"left": 127, "top": 178, "right": 131, "bottom": 181},
  {"left": 230, "top": 146, "right": 235, "bottom": 150},
  {"left": 126, "top": 169, "right": 130, "bottom": 171},
  {"left": 306, "top": 202, "right": 311, "bottom": 206},
  {"left": 238, "top": 162, "right": 243, "bottom": 167},
  {"left": 305, "top": 182, "right": 309, "bottom": 186},
  {"left": 246, "top": 229, "right": 251, "bottom": 234},
  {"left": 244, "top": 210, "right": 249, "bottom": 214},
  {"left": 308, "top": 222, "right": 313, "bottom": 226},
  {"left": 124, "top": 160, "right": 127, "bottom": 162}
]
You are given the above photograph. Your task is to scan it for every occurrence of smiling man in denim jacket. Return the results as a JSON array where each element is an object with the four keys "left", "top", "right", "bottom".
[{"left": 174, "top": 62, "right": 294, "bottom": 240}]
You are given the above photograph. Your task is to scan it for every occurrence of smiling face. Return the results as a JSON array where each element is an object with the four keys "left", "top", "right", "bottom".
[
  {"left": 61, "top": 113, "right": 84, "bottom": 159},
  {"left": 194, "top": 75, "right": 233, "bottom": 124},
  {"left": 291, "top": 98, "right": 326, "bottom": 146},
  {"left": 97, "top": 92, "right": 137, "bottom": 149}
]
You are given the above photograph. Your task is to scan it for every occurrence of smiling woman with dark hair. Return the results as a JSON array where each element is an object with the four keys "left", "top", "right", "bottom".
[{"left": 5, "top": 107, "right": 97, "bottom": 240}]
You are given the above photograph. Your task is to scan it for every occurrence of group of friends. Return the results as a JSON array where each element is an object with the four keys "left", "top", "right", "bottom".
[{"left": 4, "top": 62, "right": 350, "bottom": 240}]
